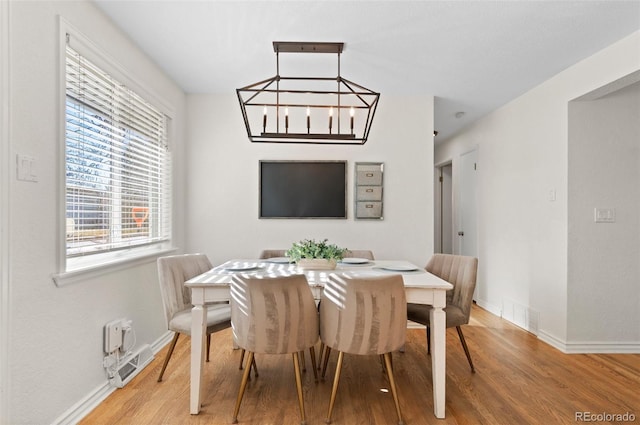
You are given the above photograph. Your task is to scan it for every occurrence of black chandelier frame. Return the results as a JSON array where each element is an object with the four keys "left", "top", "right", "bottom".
[{"left": 236, "top": 42, "right": 380, "bottom": 145}]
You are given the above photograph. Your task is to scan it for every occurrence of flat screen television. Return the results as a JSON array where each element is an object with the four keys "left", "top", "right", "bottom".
[{"left": 259, "top": 160, "right": 347, "bottom": 219}]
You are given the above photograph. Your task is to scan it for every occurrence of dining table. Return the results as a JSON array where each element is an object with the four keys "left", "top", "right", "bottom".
[{"left": 185, "top": 258, "right": 453, "bottom": 419}]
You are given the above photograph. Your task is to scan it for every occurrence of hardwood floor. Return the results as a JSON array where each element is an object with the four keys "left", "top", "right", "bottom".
[{"left": 80, "top": 305, "right": 640, "bottom": 424}]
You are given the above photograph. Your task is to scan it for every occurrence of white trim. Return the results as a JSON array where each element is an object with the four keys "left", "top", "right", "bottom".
[
  {"left": 0, "top": 1, "right": 11, "bottom": 422},
  {"left": 537, "top": 329, "right": 568, "bottom": 352},
  {"left": 538, "top": 330, "right": 640, "bottom": 354},
  {"left": 50, "top": 382, "right": 116, "bottom": 425},
  {"left": 57, "top": 17, "right": 176, "bottom": 277},
  {"left": 52, "top": 246, "right": 177, "bottom": 287},
  {"left": 474, "top": 298, "right": 501, "bottom": 318},
  {"left": 562, "top": 342, "right": 640, "bottom": 354},
  {"left": 51, "top": 331, "right": 174, "bottom": 425}
]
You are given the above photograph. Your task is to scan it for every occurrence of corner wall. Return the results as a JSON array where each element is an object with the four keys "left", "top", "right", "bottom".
[
  {"left": 567, "top": 81, "right": 640, "bottom": 350},
  {"left": 435, "top": 31, "right": 640, "bottom": 349},
  {"left": 6, "top": 1, "right": 186, "bottom": 423}
]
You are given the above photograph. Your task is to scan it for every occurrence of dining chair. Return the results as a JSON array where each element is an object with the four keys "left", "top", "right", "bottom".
[
  {"left": 343, "top": 249, "right": 375, "bottom": 260},
  {"left": 318, "top": 249, "right": 375, "bottom": 367},
  {"left": 320, "top": 274, "right": 407, "bottom": 425},
  {"left": 406, "top": 253, "right": 478, "bottom": 372},
  {"left": 258, "top": 249, "right": 287, "bottom": 259},
  {"left": 156, "top": 253, "right": 232, "bottom": 382},
  {"left": 230, "top": 274, "right": 319, "bottom": 425}
]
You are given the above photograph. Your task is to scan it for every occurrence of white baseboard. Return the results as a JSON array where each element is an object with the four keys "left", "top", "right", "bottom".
[
  {"left": 50, "top": 382, "right": 116, "bottom": 425},
  {"left": 474, "top": 298, "right": 501, "bottom": 318},
  {"left": 537, "top": 329, "right": 568, "bottom": 352},
  {"left": 538, "top": 329, "right": 640, "bottom": 353},
  {"left": 51, "top": 331, "right": 173, "bottom": 425}
]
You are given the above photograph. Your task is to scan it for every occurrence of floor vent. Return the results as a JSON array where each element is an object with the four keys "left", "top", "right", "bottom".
[{"left": 109, "top": 344, "right": 154, "bottom": 388}]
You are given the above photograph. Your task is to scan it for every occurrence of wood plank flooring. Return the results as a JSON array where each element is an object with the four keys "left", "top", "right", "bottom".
[{"left": 80, "top": 305, "right": 640, "bottom": 424}]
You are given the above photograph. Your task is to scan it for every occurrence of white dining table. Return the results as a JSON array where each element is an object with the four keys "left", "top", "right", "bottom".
[{"left": 185, "top": 259, "right": 452, "bottom": 418}]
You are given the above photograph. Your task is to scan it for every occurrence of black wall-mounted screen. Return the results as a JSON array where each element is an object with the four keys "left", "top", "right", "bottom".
[{"left": 259, "top": 160, "right": 347, "bottom": 219}]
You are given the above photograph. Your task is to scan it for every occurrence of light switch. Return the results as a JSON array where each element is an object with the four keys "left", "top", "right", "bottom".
[
  {"left": 594, "top": 208, "right": 615, "bottom": 223},
  {"left": 16, "top": 154, "right": 38, "bottom": 182}
]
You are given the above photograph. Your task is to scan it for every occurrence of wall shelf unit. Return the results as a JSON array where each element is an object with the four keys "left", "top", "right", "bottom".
[{"left": 354, "top": 162, "right": 383, "bottom": 220}]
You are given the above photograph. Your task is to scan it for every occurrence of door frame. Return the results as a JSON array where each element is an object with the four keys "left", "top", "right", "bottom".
[
  {"left": 1, "top": 1, "right": 10, "bottom": 422},
  {"left": 434, "top": 161, "right": 453, "bottom": 254},
  {"left": 457, "top": 147, "right": 478, "bottom": 258}
]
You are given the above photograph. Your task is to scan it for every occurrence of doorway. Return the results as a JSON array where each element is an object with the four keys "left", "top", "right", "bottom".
[
  {"left": 458, "top": 148, "right": 478, "bottom": 258},
  {"left": 435, "top": 163, "right": 453, "bottom": 254}
]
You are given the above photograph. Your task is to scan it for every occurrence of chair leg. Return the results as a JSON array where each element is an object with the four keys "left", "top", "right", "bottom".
[
  {"left": 232, "top": 351, "right": 254, "bottom": 424},
  {"left": 206, "top": 334, "right": 211, "bottom": 362},
  {"left": 239, "top": 349, "right": 245, "bottom": 369},
  {"left": 300, "top": 350, "right": 306, "bottom": 371},
  {"left": 239, "top": 349, "right": 259, "bottom": 379},
  {"left": 426, "top": 326, "right": 431, "bottom": 355},
  {"left": 321, "top": 346, "right": 332, "bottom": 380},
  {"left": 379, "top": 354, "right": 386, "bottom": 373},
  {"left": 456, "top": 326, "right": 475, "bottom": 373},
  {"left": 309, "top": 346, "right": 319, "bottom": 382},
  {"left": 157, "top": 332, "right": 179, "bottom": 382},
  {"left": 318, "top": 342, "right": 325, "bottom": 369},
  {"left": 325, "top": 351, "right": 344, "bottom": 424},
  {"left": 383, "top": 353, "right": 404, "bottom": 425},
  {"left": 251, "top": 355, "right": 259, "bottom": 377},
  {"left": 292, "top": 352, "right": 307, "bottom": 425}
]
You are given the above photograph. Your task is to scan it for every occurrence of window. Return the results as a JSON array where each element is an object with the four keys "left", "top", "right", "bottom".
[{"left": 64, "top": 40, "right": 171, "bottom": 269}]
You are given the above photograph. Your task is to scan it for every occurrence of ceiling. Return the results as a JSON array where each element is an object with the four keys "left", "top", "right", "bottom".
[{"left": 93, "top": 0, "right": 640, "bottom": 142}]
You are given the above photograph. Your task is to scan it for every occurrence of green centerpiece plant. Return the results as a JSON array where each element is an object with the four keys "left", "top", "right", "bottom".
[{"left": 286, "top": 238, "right": 348, "bottom": 270}]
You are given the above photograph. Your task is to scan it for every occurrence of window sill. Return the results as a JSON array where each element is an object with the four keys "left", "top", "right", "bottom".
[{"left": 52, "top": 246, "right": 178, "bottom": 287}]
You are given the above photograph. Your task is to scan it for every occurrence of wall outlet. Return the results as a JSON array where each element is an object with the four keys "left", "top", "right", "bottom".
[
  {"left": 594, "top": 207, "right": 615, "bottom": 223},
  {"left": 104, "top": 319, "right": 123, "bottom": 353}
]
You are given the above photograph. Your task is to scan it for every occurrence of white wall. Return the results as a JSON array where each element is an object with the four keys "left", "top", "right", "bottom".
[
  {"left": 1, "top": 0, "right": 11, "bottom": 422},
  {"left": 568, "top": 81, "right": 640, "bottom": 347},
  {"left": 435, "top": 31, "right": 640, "bottom": 350},
  {"left": 185, "top": 94, "right": 435, "bottom": 268},
  {"left": 6, "top": 1, "right": 186, "bottom": 423}
]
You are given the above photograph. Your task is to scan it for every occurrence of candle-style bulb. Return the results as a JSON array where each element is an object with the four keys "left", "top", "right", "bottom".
[
  {"left": 350, "top": 107, "right": 355, "bottom": 134},
  {"left": 306, "top": 106, "right": 311, "bottom": 133},
  {"left": 328, "top": 107, "right": 333, "bottom": 134},
  {"left": 262, "top": 106, "right": 267, "bottom": 133},
  {"left": 285, "top": 107, "right": 289, "bottom": 133}
]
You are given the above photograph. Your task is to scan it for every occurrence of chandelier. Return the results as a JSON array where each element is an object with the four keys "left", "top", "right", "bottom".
[{"left": 236, "top": 41, "right": 380, "bottom": 145}]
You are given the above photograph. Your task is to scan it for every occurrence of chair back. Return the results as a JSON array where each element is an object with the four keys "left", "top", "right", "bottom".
[
  {"left": 426, "top": 254, "right": 478, "bottom": 322},
  {"left": 344, "top": 250, "right": 375, "bottom": 260},
  {"left": 157, "top": 254, "right": 212, "bottom": 326},
  {"left": 230, "top": 274, "right": 319, "bottom": 355},
  {"left": 320, "top": 274, "right": 406, "bottom": 356},
  {"left": 259, "top": 249, "right": 287, "bottom": 259}
]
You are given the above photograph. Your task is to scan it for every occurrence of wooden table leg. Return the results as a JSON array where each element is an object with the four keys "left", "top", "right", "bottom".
[
  {"left": 190, "top": 303, "right": 207, "bottom": 414},
  {"left": 430, "top": 303, "right": 446, "bottom": 418}
]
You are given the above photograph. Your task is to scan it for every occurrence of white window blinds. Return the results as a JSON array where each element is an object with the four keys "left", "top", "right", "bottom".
[{"left": 65, "top": 42, "right": 171, "bottom": 259}]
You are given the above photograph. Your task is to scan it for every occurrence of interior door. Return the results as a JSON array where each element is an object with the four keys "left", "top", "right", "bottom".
[
  {"left": 437, "top": 164, "right": 453, "bottom": 254},
  {"left": 458, "top": 148, "right": 478, "bottom": 258}
]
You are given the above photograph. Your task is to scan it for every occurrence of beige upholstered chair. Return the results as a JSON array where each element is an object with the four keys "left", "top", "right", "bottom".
[
  {"left": 156, "top": 254, "right": 231, "bottom": 382},
  {"left": 343, "top": 250, "right": 375, "bottom": 260},
  {"left": 230, "top": 274, "right": 319, "bottom": 425},
  {"left": 407, "top": 253, "right": 478, "bottom": 372},
  {"left": 259, "top": 249, "right": 287, "bottom": 259},
  {"left": 318, "top": 250, "right": 375, "bottom": 364},
  {"left": 320, "top": 274, "right": 406, "bottom": 425}
]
